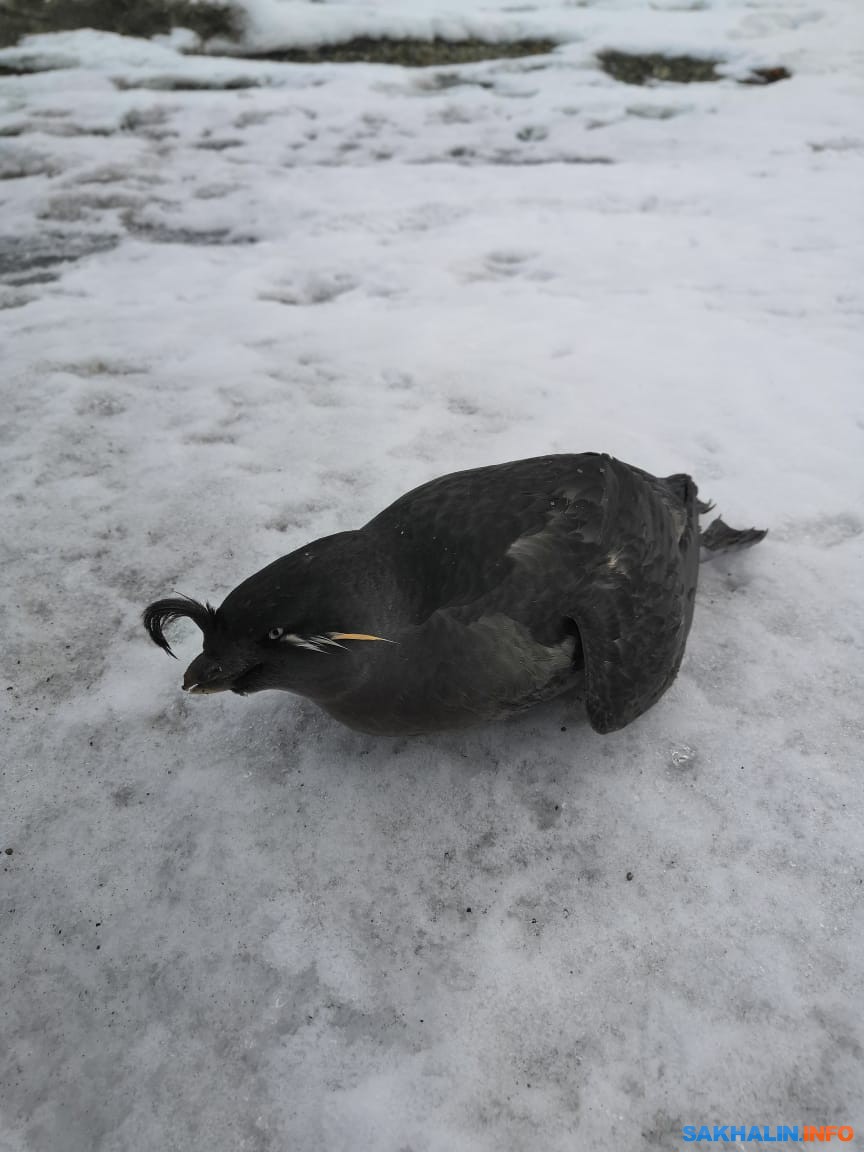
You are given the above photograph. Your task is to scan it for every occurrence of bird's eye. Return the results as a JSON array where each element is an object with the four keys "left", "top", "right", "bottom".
[{"left": 267, "top": 626, "right": 285, "bottom": 641}]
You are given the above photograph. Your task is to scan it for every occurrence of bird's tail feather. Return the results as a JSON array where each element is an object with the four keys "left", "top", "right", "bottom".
[{"left": 700, "top": 517, "right": 768, "bottom": 554}]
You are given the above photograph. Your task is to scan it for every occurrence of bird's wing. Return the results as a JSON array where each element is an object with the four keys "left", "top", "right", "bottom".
[
  {"left": 560, "top": 459, "right": 700, "bottom": 733},
  {"left": 441, "top": 456, "right": 700, "bottom": 733}
]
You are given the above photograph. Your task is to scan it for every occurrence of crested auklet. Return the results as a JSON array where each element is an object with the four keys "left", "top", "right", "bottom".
[{"left": 143, "top": 453, "right": 766, "bottom": 735}]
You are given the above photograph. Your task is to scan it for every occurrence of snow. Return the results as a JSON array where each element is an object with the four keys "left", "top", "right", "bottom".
[{"left": 1, "top": 0, "right": 863, "bottom": 1149}]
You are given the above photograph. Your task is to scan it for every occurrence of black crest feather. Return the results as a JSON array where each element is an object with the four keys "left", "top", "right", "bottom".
[{"left": 142, "top": 595, "right": 218, "bottom": 658}]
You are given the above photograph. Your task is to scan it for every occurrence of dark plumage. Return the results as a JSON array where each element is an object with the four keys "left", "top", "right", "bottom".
[{"left": 143, "top": 453, "right": 766, "bottom": 735}]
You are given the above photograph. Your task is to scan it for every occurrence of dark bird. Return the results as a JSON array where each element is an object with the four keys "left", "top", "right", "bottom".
[{"left": 143, "top": 453, "right": 766, "bottom": 736}]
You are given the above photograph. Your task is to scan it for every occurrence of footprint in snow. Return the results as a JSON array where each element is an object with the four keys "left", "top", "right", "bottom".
[{"left": 260, "top": 273, "right": 358, "bottom": 306}]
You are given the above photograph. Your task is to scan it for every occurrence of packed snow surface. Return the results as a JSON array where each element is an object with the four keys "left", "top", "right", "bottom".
[{"left": 1, "top": 0, "right": 862, "bottom": 1149}]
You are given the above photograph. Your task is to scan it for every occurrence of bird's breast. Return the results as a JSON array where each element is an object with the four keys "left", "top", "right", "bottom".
[{"left": 322, "top": 612, "right": 580, "bottom": 735}]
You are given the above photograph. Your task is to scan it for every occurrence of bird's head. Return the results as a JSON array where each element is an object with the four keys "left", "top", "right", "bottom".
[{"left": 142, "top": 543, "right": 395, "bottom": 701}]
